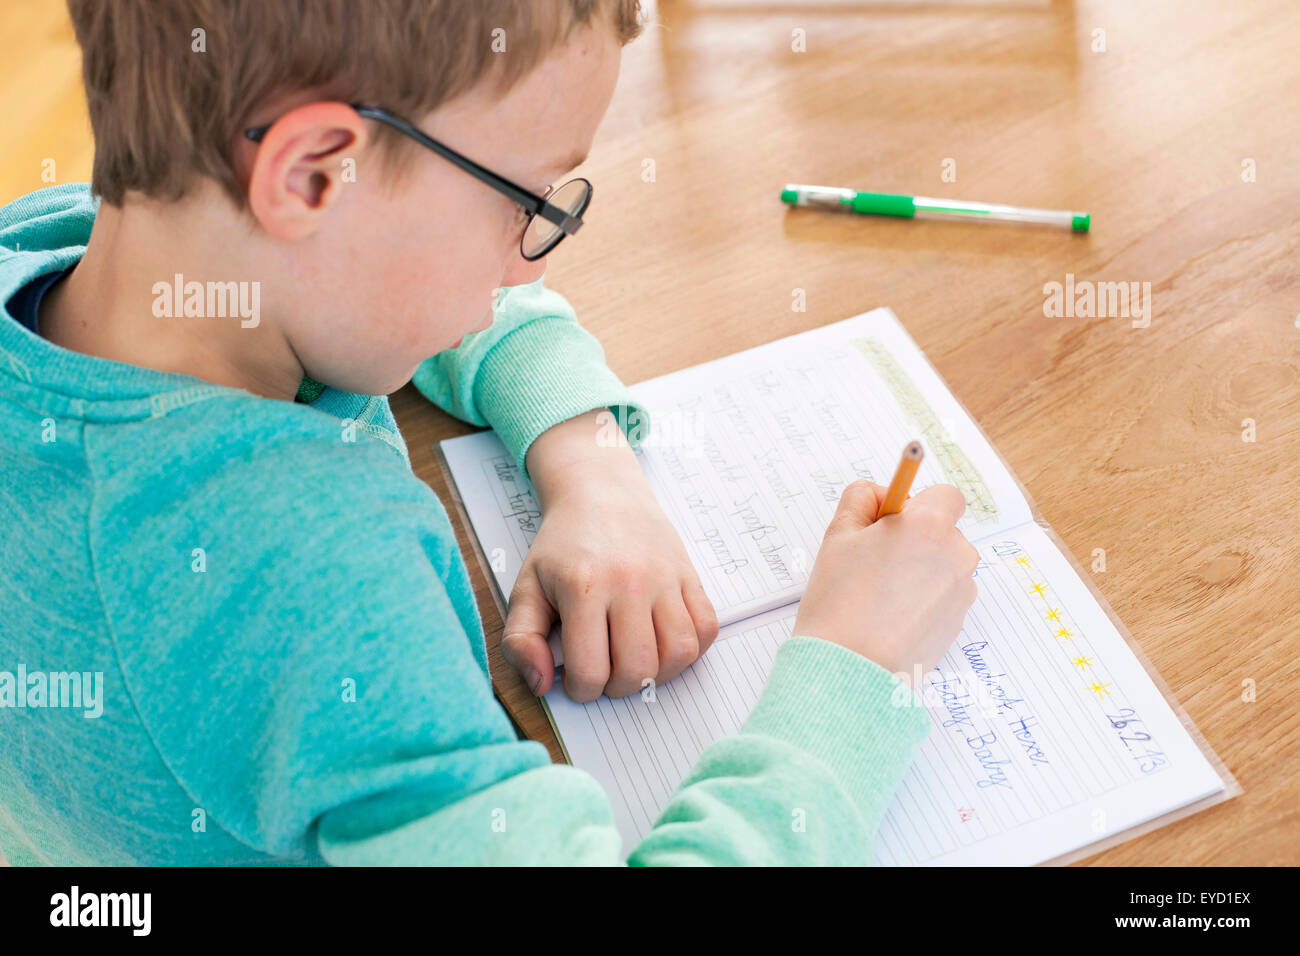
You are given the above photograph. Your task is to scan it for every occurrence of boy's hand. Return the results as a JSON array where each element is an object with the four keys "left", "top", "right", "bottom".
[
  {"left": 502, "top": 410, "right": 719, "bottom": 702},
  {"left": 793, "top": 480, "right": 979, "bottom": 683}
]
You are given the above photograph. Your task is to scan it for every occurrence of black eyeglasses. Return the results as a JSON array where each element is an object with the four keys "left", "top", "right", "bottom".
[{"left": 244, "top": 103, "right": 591, "bottom": 261}]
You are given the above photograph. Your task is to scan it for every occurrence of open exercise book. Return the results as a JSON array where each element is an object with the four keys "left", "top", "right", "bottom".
[{"left": 440, "top": 308, "right": 1235, "bottom": 865}]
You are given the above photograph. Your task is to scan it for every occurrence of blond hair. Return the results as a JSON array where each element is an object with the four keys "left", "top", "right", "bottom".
[{"left": 67, "top": 0, "right": 642, "bottom": 206}]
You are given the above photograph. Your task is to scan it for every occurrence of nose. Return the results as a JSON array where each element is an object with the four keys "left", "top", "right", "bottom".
[{"left": 501, "top": 248, "right": 548, "bottom": 287}]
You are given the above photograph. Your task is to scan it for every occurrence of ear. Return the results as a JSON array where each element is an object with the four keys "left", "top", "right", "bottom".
[{"left": 245, "top": 102, "right": 367, "bottom": 241}]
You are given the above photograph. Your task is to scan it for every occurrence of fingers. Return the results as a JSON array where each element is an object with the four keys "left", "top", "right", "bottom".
[
  {"left": 606, "top": 591, "right": 658, "bottom": 698},
  {"left": 897, "top": 485, "right": 979, "bottom": 588},
  {"left": 827, "top": 480, "right": 887, "bottom": 534},
  {"left": 681, "top": 577, "right": 720, "bottom": 656},
  {"left": 903, "top": 483, "right": 967, "bottom": 526},
  {"left": 501, "top": 572, "right": 558, "bottom": 697},
  {"left": 650, "top": 595, "right": 703, "bottom": 688},
  {"left": 610, "top": 582, "right": 715, "bottom": 696},
  {"left": 547, "top": 560, "right": 720, "bottom": 702},
  {"left": 553, "top": 581, "right": 613, "bottom": 704}
]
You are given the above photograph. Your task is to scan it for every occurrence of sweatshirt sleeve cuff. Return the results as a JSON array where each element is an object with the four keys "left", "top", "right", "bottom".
[
  {"left": 741, "top": 636, "right": 932, "bottom": 827},
  {"left": 473, "top": 315, "right": 650, "bottom": 479}
]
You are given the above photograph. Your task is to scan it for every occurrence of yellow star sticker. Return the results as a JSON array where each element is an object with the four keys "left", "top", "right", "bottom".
[
  {"left": 1054, "top": 627, "right": 1074, "bottom": 640},
  {"left": 1089, "top": 681, "right": 1113, "bottom": 699},
  {"left": 1028, "top": 581, "right": 1047, "bottom": 597},
  {"left": 1044, "top": 608, "right": 1061, "bottom": 622},
  {"left": 1014, "top": 555, "right": 1031, "bottom": 568},
  {"left": 1072, "top": 655, "right": 1093, "bottom": 671}
]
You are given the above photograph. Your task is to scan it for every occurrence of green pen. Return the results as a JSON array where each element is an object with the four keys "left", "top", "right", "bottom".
[{"left": 780, "top": 184, "right": 1090, "bottom": 232}]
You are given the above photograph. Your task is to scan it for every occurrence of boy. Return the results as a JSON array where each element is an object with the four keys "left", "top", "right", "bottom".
[{"left": 0, "top": 0, "right": 977, "bottom": 864}]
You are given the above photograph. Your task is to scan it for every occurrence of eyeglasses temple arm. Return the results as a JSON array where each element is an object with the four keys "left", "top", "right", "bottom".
[{"left": 241, "top": 105, "right": 582, "bottom": 234}]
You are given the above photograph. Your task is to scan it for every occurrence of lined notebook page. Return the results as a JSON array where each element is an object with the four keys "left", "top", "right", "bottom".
[
  {"left": 441, "top": 308, "right": 1032, "bottom": 628},
  {"left": 546, "top": 523, "right": 1225, "bottom": 864},
  {"left": 440, "top": 308, "right": 1226, "bottom": 863}
]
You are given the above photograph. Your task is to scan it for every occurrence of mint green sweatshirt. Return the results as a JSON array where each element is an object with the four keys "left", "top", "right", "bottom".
[{"left": 0, "top": 184, "right": 931, "bottom": 866}]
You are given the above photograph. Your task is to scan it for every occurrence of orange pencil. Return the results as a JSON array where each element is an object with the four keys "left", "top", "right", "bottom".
[{"left": 878, "top": 441, "right": 924, "bottom": 516}]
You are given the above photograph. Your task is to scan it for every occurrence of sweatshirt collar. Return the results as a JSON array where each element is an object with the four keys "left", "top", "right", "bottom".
[{"left": 0, "top": 184, "right": 263, "bottom": 422}]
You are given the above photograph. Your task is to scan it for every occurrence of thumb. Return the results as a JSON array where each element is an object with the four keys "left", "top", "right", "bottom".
[
  {"left": 826, "top": 479, "right": 887, "bottom": 534},
  {"left": 502, "top": 571, "right": 558, "bottom": 697}
]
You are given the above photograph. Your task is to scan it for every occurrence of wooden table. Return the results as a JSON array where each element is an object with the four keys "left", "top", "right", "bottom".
[
  {"left": 399, "top": 0, "right": 1300, "bottom": 866},
  {"left": 6, "top": 0, "right": 1298, "bottom": 866}
]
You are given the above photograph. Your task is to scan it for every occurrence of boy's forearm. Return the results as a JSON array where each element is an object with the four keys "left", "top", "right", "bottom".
[
  {"left": 317, "top": 639, "right": 930, "bottom": 866},
  {"left": 630, "top": 638, "right": 932, "bottom": 865},
  {"left": 525, "top": 408, "right": 645, "bottom": 511}
]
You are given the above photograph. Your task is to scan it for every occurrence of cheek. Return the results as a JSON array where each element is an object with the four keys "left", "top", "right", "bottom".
[
  {"left": 372, "top": 176, "right": 519, "bottom": 344},
  {"left": 392, "top": 188, "right": 515, "bottom": 280},
  {"left": 379, "top": 228, "right": 503, "bottom": 347}
]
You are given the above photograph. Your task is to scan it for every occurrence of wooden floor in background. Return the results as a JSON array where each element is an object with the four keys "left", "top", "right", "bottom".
[{"left": 5, "top": 0, "right": 1298, "bottom": 866}]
